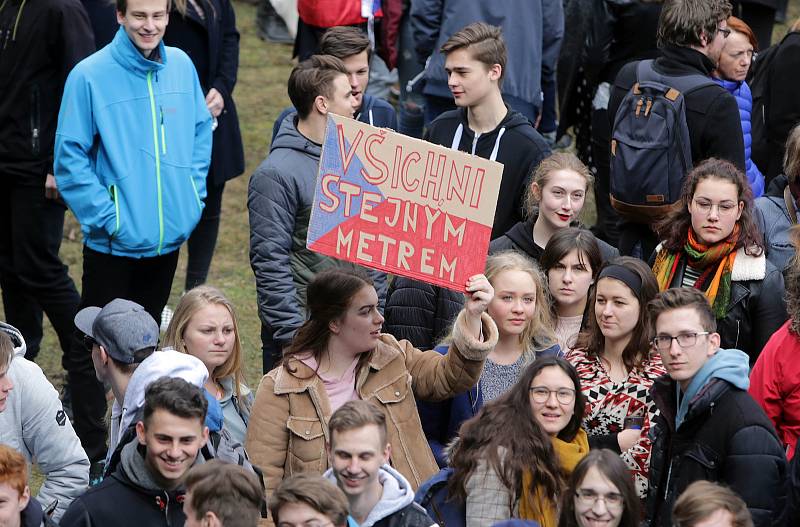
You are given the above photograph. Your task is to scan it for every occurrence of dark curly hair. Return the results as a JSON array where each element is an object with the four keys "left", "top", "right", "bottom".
[
  {"left": 654, "top": 158, "right": 763, "bottom": 255},
  {"left": 448, "top": 357, "right": 585, "bottom": 508}
]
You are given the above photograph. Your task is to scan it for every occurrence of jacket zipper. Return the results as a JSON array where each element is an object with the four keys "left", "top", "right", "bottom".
[
  {"left": 160, "top": 106, "right": 167, "bottom": 154},
  {"left": 110, "top": 185, "right": 120, "bottom": 235},
  {"left": 30, "top": 86, "right": 40, "bottom": 156},
  {"left": 163, "top": 491, "right": 172, "bottom": 526},
  {"left": 146, "top": 71, "right": 164, "bottom": 254}
]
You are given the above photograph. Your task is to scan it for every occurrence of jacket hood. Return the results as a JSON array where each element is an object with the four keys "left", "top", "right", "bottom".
[
  {"left": 20, "top": 498, "right": 45, "bottom": 527},
  {"left": 118, "top": 439, "right": 200, "bottom": 494},
  {"left": 676, "top": 348, "right": 750, "bottom": 428},
  {"left": 502, "top": 219, "right": 541, "bottom": 257},
  {"left": 323, "top": 464, "right": 415, "bottom": 527},
  {"left": 120, "top": 349, "right": 208, "bottom": 434},
  {"left": 109, "top": 26, "right": 166, "bottom": 77},
  {"left": 0, "top": 322, "right": 25, "bottom": 359},
  {"left": 270, "top": 114, "right": 323, "bottom": 158}
]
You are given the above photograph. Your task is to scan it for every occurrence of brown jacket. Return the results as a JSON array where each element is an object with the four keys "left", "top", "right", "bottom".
[{"left": 245, "top": 310, "right": 498, "bottom": 505}]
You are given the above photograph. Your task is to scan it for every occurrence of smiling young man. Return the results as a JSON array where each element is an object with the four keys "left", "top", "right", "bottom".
[
  {"left": 323, "top": 401, "right": 436, "bottom": 527},
  {"left": 271, "top": 26, "right": 397, "bottom": 145},
  {"left": 60, "top": 377, "right": 209, "bottom": 527},
  {"left": 54, "top": 0, "right": 212, "bottom": 471},
  {"left": 644, "top": 288, "right": 785, "bottom": 527}
]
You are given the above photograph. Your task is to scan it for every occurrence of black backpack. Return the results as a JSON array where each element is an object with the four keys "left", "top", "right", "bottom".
[{"left": 610, "top": 60, "right": 717, "bottom": 223}]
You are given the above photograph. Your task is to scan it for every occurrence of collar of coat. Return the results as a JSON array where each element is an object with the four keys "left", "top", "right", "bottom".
[
  {"left": 654, "top": 244, "right": 766, "bottom": 282},
  {"left": 270, "top": 335, "right": 402, "bottom": 395}
]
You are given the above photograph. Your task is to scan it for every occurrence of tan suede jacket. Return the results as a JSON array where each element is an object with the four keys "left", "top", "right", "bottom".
[{"left": 245, "top": 310, "right": 498, "bottom": 505}]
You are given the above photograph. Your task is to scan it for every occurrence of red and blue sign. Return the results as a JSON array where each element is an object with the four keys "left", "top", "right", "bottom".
[{"left": 307, "top": 115, "right": 503, "bottom": 292}]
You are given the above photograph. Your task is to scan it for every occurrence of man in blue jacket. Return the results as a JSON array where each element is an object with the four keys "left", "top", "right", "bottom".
[{"left": 54, "top": 0, "right": 212, "bottom": 474}]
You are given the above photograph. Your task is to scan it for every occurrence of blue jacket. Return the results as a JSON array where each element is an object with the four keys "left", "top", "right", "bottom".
[
  {"left": 411, "top": 0, "right": 564, "bottom": 109},
  {"left": 55, "top": 27, "right": 212, "bottom": 258},
  {"left": 418, "top": 343, "right": 561, "bottom": 467},
  {"left": 269, "top": 94, "right": 398, "bottom": 147},
  {"left": 714, "top": 78, "right": 765, "bottom": 197}
]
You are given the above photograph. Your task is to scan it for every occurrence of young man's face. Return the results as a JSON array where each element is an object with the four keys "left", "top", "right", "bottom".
[
  {"left": 276, "top": 501, "right": 337, "bottom": 527},
  {"left": 117, "top": 0, "right": 169, "bottom": 58},
  {"left": 135, "top": 409, "right": 208, "bottom": 490},
  {"left": 0, "top": 362, "right": 14, "bottom": 413},
  {"left": 341, "top": 50, "right": 370, "bottom": 112},
  {"left": 328, "top": 424, "right": 390, "bottom": 499},
  {"left": 444, "top": 47, "right": 501, "bottom": 109},
  {"left": 655, "top": 307, "right": 720, "bottom": 391},
  {"left": 0, "top": 482, "right": 28, "bottom": 527},
  {"left": 321, "top": 73, "right": 358, "bottom": 119}
]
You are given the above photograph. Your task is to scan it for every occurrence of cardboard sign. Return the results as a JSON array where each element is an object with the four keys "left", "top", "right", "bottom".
[{"left": 307, "top": 115, "right": 503, "bottom": 292}]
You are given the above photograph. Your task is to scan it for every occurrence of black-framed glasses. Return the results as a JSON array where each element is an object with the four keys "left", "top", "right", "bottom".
[
  {"left": 651, "top": 332, "right": 710, "bottom": 351},
  {"left": 529, "top": 386, "right": 575, "bottom": 404},
  {"left": 575, "top": 489, "right": 624, "bottom": 508},
  {"left": 83, "top": 334, "right": 98, "bottom": 352},
  {"left": 718, "top": 26, "right": 731, "bottom": 38}
]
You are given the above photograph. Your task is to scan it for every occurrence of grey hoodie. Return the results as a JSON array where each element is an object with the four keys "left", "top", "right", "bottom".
[
  {"left": 248, "top": 116, "right": 388, "bottom": 348},
  {"left": 0, "top": 322, "right": 89, "bottom": 521},
  {"left": 324, "top": 464, "right": 432, "bottom": 527}
]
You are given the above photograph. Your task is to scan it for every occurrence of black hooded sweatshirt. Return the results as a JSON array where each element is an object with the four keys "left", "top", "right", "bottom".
[
  {"left": 0, "top": 0, "right": 95, "bottom": 182},
  {"left": 424, "top": 107, "right": 551, "bottom": 240}
]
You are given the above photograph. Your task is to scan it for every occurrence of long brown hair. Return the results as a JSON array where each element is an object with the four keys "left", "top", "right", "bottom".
[
  {"left": 448, "top": 357, "right": 585, "bottom": 507},
  {"left": 654, "top": 158, "right": 763, "bottom": 255},
  {"left": 574, "top": 257, "right": 659, "bottom": 372},
  {"left": 282, "top": 268, "right": 374, "bottom": 373},
  {"left": 557, "top": 450, "right": 641, "bottom": 527}
]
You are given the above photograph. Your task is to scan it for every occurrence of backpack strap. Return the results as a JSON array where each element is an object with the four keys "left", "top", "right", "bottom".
[{"left": 635, "top": 59, "right": 718, "bottom": 97}]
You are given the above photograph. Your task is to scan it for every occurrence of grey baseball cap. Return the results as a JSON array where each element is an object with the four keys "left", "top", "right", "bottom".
[{"left": 74, "top": 299, "right": 159, "bottom": 364}]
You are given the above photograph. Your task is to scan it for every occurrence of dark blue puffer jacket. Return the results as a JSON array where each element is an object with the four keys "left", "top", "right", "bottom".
[{"left": 714, "top": 78, "right": 765, "bottom": 197}]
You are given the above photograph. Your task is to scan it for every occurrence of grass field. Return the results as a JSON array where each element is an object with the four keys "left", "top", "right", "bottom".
[{"left": 16, "top": 0, "right": 800, "bottom": 392}]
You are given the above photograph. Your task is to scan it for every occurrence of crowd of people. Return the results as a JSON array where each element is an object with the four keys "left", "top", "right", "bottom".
[{"left": 3, "top": 0, "right": 800, "bottom": 525}]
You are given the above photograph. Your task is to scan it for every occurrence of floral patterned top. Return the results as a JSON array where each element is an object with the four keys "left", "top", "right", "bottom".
[{"left": 566, "top": 347, "right": 666, "bottom": 498}]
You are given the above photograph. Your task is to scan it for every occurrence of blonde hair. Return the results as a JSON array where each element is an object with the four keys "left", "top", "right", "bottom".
[
  {"left": 524, "top": 152, "right": 594, "bottom": 218},
  {"left": 484, "top": 251, "right": 557, "bottom": 353},
  {"left": 163, "top": 285, "right": 247, "bottom": 398}
]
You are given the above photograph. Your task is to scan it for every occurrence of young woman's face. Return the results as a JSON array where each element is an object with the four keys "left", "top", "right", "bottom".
[
  {"left": 331, "top": 285, "right": 384, "bottom": 355},
  {"left": 547, "top": 249, "right": 594, "bottom": 313},
  {"left": 595, "top": 278, "right": 639, "bottom": 344},
  {"left": 534, "top": 170, "right": 587, "bottom": 232},
  {"left": 574, "top": 466, "right": 624, "bottom": 527},
  {"left": 717, "top": 31, "right": 754, "bottom": 82},
  {"left": 487, "top": 269, "right": 538, "bottom": 339},
  {"left": 529, "top": 366, "right": 576, "bottom": 436},
  {"left": 688, "top": 176, "right": 743, "bottom": 245},
  {"left": 182, "top": 303, "right": 235, "bottom": 376}
]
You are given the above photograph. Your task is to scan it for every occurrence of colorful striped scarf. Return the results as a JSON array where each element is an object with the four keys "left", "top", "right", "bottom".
[{"left": 653, "top": 225, "right": 739, "bottom": 318}]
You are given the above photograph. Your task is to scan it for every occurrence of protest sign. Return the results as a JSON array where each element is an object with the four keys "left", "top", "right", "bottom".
[{"left": 307, "top": 114, "right": 503, "bottom": 292}]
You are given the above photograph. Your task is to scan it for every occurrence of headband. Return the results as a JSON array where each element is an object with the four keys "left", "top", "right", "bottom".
[{"left": 597, "top": 264, "right": 642, "bottom": 294}]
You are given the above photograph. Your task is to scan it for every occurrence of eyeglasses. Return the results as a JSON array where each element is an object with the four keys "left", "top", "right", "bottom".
[
  {"left": 651, "top": 332, "right": 710, "bottom": 351},
  {"left": 718, "top": 27, "right": 731, "bottom": 38},
  {"left": 83, "top": 334, "right": 98, "bottom": 352},
  {"left": 575, "top": 489, "right": 624, "bottom": 508},
  {"left": 692, "top": 199, "right": 739, "bottom": 216},
  {"left": 529, "top": 386, "right": 575, "bottom": 405}
]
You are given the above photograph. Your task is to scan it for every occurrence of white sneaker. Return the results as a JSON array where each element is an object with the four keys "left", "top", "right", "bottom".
[{"left": 160, "top": 306, "right": 174, "bottom": 332}]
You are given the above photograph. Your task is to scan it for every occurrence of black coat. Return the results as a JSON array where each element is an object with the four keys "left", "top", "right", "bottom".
[
  {"left": 0, "top": 0, "right": 95, "bottom": 181},
  {"left": 373, "top": 502, "right": 437, "bottom": 527},
  {"left": 163, "top": 0, "right": 244, "bottom": 186},
  {"left": 582, "top": 0, "right": 662, "bottom": 86},
  {"left": 383, "top": 278, "right": 464, "bottom": 351},
  {"left": 663, "top": 250, "right": 787, "bottom": 365},
  {"left": 608, "top": 45, "right": 746, "bottom": 171},
  {"left": 645, "top": 376, "right": 787, "bottom": 527}
]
